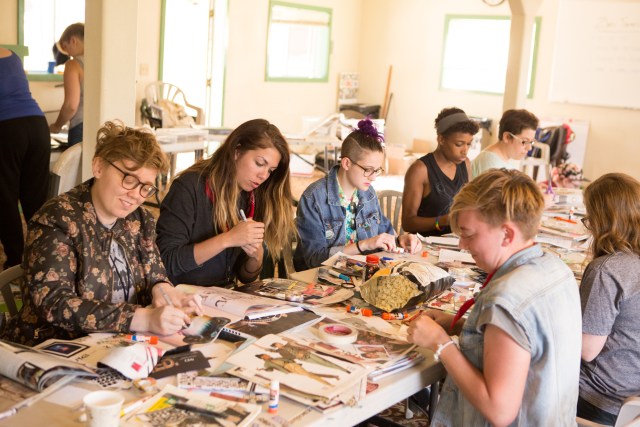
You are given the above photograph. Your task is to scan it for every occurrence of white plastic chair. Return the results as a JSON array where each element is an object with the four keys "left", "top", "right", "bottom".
[
  {"left": 48, "top": 143, "right": 82, "bottom": 198},
  {"left": 577, "top": 396, "right": 640, "bottom": 427},
  {"left": 520, "top": 142, "right": 551, "bottom": 182},
  {"left": 143, "top": 82, "right": 203, "bottom": 127}
]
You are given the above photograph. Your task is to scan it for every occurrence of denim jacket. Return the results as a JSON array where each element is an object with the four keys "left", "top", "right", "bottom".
[
  {"left": 431, "top": 244, "right": 582, "bottom": 427},
  {"left": 293, "top": 166, "right": 393, "bottom": 271}
]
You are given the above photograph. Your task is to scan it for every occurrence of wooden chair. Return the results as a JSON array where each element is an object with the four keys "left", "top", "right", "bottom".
[
  {"left": 577, "top": 396, "right": 640, "bottom": 427},
  {"left": 378, "top": 190, "right": 403, "bottom": 234},
  {"left": 0, "top": 265, "right": 23, "bottom": 317}
]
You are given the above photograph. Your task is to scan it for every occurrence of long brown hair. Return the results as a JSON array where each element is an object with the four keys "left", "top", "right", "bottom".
[
  {"left": 583, "top": 173, "right": 640, "bottom": 258},
  {"left": 185, "top": 119, "right": 295, "bottom": 260}
]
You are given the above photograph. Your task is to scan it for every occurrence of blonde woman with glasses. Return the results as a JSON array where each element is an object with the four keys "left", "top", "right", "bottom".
[
  {"left": 2, "top": 121, "right": 202, "bottom": 346},
  {"left": 471, "top": 109, "right": 539, "bottom": 178},
  {"left": 294, "top": 118, "right": 421, "bottom": 271}
]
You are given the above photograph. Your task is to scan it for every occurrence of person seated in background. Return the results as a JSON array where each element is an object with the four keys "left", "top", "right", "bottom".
[
  {"left": 402, "top": 107, "right": 478, "bottom": 237},
  {"left": 49, "top": 23, "right": 84, "bottom": 146},
  {"left": 1, "top": 121, "right": 201, "bottom": 346},
  {"left": 407, "top": 168, "right": 582, "bottom": 426},
  {"left": 577, "top": 173, "right": 640, "bottom": 425},
  {"left": 156, "top": 119, "right": 295, "bottom": 287},
  {"left": 471, "top": 109, "right": 539, "bottom": 178},
  {"left": 294, "top": 118, "right": 421, "bottom": 271}
]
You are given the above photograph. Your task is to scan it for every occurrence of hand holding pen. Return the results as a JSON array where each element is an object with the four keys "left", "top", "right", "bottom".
[{"left": 228, "top": 208, "right": 265, "bottom": 248}]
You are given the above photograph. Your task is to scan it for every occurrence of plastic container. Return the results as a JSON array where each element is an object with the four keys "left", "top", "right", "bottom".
[{"left": 363, "top": 255, "right": 380, "bottom": 282}]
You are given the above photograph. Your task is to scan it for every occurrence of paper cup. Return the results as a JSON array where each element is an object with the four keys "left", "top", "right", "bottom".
[{"left": 83, "top": 390, "right": 124, "bottom": 427}]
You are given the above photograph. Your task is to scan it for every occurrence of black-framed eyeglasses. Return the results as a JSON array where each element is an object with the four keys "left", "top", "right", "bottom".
[
  {"left": 580, "top": 216, "right": 590, "bottom": 229},
  {"left": 108, "top": 161, "right": 158, "bottom": 198},
  {"left": 347, "top": 157, "right": 384, "bottom": 177},
  {"left": 508, "top": 132, "right": 536, "bottom": 148}
]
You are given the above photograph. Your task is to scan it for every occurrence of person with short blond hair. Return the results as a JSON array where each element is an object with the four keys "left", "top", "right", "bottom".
[
  {"left": 408, "top": 168, "right": 581, "bottom": 426},
  {"left": 2, "top": 121, "right": 201, "bottom": 346},
  {"left": 578, "top": 173, "right": 640, "bottom": 424}
]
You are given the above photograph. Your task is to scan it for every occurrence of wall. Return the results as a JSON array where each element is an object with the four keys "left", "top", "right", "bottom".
[
  {"left": 3, "top": 0, "right": 639, "bottom": 180},
  {"left": 358, "top": 0, "right": 640, "bottom": 181},
  {"left": 223, "top": 0, "right": 362, "bottom": 132}
]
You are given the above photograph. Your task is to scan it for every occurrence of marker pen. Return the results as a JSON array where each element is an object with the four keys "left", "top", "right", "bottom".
[
  {"left": 126, "top": 334, "right": 158, "bottom": 345},
  {"left": 346, "top": 305, "right": 373, "bottom": 316},
  {"left": 382, "top": 311, "right": 409, "bottom": 320}
]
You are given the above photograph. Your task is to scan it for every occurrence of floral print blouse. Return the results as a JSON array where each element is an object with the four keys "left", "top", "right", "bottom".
[{"left": 2, "top": 179, "right": 170, "bottom": 346}]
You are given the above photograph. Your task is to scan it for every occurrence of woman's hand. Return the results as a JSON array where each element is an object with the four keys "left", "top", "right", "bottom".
[
  {"left": 227, "top": 219, "right": 265, "bottom": 248},
  {"left": 151, "top": 282, "right": 203, "bottom": 316},
  {"left": 131, "top": 306, "right": 192, "bottom": 336},
  {"left": 363, "top": 233, "right": 397, "bottom": 252},
  {"left": 398, "top": 234, "right": 422, "bottom": 254},
  {"left": 407, "top": 311, "right": 451, "bottom": 350},
  {"left": 240, "top": 242, "right": 264, "bottom": 259}
]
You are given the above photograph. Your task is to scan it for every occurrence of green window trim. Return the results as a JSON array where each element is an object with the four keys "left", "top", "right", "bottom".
[
  {"left": 440, "top": 14, "right": 541, "bottom": 99},
  {"left": 265, "top": 0, "right": 332, "bottom": 83}
]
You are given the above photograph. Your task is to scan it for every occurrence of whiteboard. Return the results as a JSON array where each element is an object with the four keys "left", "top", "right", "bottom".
[{"left": 549, "top": 0, "right": 640, "bottom": 110}]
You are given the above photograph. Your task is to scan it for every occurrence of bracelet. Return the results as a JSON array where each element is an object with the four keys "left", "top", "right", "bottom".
[
  {"left": 433, "top": 339, "right": 457, "bottom": 362},
  {"left": 355, "top": 240, "right": 364, "bottom": 255},
  {"left": 435, "top": 216, "right": 442, "bottom": 232},
  {"left": 243, "top": 261, "right": 263, "bottom": 275}
]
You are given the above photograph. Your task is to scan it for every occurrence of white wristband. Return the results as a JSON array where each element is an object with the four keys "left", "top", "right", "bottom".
[{"left": 434, "top": 339, "right": 458, "bottom": 362}]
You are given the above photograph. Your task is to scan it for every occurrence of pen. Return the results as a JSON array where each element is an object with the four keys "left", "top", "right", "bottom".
[
  {"left": 158, "top": 286, "right": 190, "bottom": 328},
  {"left": 120, "top": 395, "right": 152, "bottom": 417},
  {"left": 174, "top": 403, "right": 223, "bottom": 419},
  {"left": 553, "top": 216, "right": 577, "bottom": 224},
  {"left": 126, "top": 333, "right": 158, "bottom": 345},
  {"left": 159, "top": 286, "right": 174, "bottom": 307},
  {"left": 239, "top": 209, "right": 248, "bottom": 222}
]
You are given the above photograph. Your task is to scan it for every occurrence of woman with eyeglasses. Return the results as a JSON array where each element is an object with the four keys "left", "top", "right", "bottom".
[
  {"left": 577, "top": 173, "right": 640, "bottom": 425},
  {"left": 156, "top": 119, "right": 295, "bottom": 287},
  {"left": 2, "top": 121, "right": 202, "bottom": 346},
  {"left": 471, "top": 109, "right": 539, "bottom": 178},
  {"left": 293, "top": 118, "right": 421, "bottom": 271},
  {"left": 402, "top": 107, "right": 479, "bottom": 237}
]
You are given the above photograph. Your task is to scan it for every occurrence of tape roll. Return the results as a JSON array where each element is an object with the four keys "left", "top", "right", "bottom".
[{"left": 318, "top": 323, "right": 358, "bottom": 345}]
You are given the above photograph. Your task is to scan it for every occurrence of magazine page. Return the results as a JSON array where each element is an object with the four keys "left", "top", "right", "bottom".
[
  {"left": 236, "top": 278, "right": 353, "bottom": 306},
  {"left": 176, "top": 285, "right": 302, "bottom": 320},
  {"left": 0, "top": 340, "right": 96, "bottom": 391},
  {"left": 125, "top": 383, "right": 261, "bottom": 426},
  {"left": 285, "top": 317, "right": 415, "bottom": 369},
  {"left": 225, "top": 334, "right": 369, "bottom": 407},
  {"left": 225, "top": 310, "right": 321, "bottom": 339}
]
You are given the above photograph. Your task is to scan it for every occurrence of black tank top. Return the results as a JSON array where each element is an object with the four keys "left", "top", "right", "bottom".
[{"left": 417, "top": 152, "right": 468, "bottom": 236}]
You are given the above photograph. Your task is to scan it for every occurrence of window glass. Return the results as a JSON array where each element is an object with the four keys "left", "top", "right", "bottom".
[
  {"left": 23, "top": 0, "right": 85, "bottom": 72},
  {"left": 440, "top": 15, "right": 540, "bottom": 97},
  {"left": 266, "top": 1, "right": 331, "bottom": 82}
]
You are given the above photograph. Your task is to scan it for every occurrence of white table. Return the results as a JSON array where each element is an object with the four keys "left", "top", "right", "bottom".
[{"left": 1, "top": 266, "right": 446, "bottom": 426}]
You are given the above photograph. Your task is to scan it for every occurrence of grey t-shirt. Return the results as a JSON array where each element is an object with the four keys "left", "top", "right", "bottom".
[{"left": 580, "top": 251, "right": 640, "bottom": 415}]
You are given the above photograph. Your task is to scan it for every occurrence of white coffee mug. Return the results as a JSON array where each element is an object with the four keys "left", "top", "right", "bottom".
[{"left": 83, "top": 390, "right": 124, "bottom": 427}]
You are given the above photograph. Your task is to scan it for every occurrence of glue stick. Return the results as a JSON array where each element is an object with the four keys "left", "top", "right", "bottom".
[{"left": 268, "top": 380, "right": 279, "bottom": 414}]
